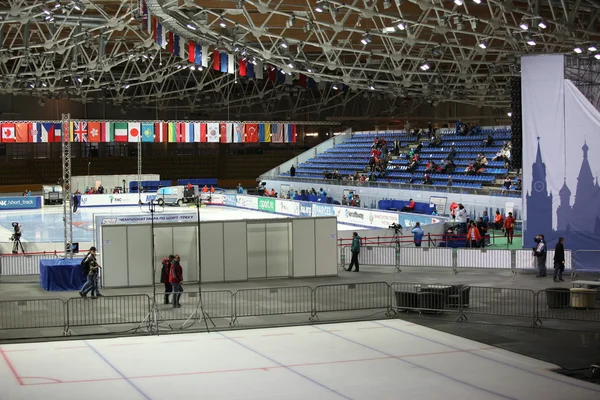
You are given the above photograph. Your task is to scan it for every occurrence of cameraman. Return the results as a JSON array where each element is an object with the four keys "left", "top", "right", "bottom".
[{"left": 11, "top": 223, "right": 23, "bottom": 254}]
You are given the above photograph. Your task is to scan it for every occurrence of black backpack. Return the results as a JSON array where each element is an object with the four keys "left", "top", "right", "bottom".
[{"left": 81, "top": 253, "right": 91, "bottom": 275}]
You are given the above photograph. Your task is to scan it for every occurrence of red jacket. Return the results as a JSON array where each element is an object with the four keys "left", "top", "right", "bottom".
[
  {"left": 504, "top": 216, "right": 515, "bottom": 229},
  {"left": 169, "top": 260, "right": 183, "bottom": 283},
  {"left": 467, "top": 227, "right": 482, "bottom": 241},
  {"left": 407, "top": 201, "right": 415, "bottom": 209}
]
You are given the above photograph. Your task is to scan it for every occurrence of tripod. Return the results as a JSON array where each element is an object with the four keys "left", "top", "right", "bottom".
[
  {"left": 182, "top": 196, "right": 215, "bottom": 331},
  {"left": 135, "top": 200, "right": 173, "bottom": 334},
  {"left": 11, "top": 236, "right": 24, "bottom": 254}
]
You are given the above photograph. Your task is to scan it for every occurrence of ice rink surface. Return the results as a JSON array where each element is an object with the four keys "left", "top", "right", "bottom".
[
  {"left": 0, "top": 319, "right": 598, "bottom": 400},
  {"left": 0, "top": 205, "right": 361, "bottom": 243}
]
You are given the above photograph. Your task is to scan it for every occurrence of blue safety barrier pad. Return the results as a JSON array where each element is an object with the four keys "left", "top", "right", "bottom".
[{"left": 40, "top": 258, "right": 86, "bottom": 291}]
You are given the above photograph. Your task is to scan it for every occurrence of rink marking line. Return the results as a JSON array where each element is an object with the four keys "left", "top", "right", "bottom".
[
  {"left": 373, "top": 320, "right": 600, "bottom": 393},
  {"left": 83, "top": 340, "right": 152, "bottom": 400},
  {"left": 261, "top": 333, "right": 295, "bottom": 337},
  {"left": 0, "top": 345, "right": 24, "bottom": 386},
  {"left": 314, "top": 325, "right": 519, "bottom": 400},
  {"left": 12, "top": 345, "right": 496, "bottom": 387}
]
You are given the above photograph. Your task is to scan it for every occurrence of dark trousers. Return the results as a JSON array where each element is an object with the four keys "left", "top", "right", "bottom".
[
  {"left": 348, "top": 251, "right": 359, "bottom": 272},
  {"left": 470, "top": 240, "right": 479, "bottom": 248},
  {"left": 171, "top": 282, "right": 182, "bottom": 306},
  {"left": 414, "top": 241, "right": 421, "bottom": 247},
  {"left": 536, "top": 256, "right": 547, "bottom": 277},
  {"left": 163, "top": 282, "right": 172, "bottom": 304},
  {"left": 553, "top": 261, "right": 565, "bottom": 280}
]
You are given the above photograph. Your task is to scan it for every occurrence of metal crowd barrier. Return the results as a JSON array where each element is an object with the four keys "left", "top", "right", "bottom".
[
  {"left": 340, "top": 246, "right": 398, "bottom": 272},
  {"left": 397, "top": 248, "right": 454, "bottom": 272},
  {"left": 2, "top": 281, "right": 600, "bottom": 339},
  {"left": 0, "top": 253, "right": 60, "bottom": 277}
]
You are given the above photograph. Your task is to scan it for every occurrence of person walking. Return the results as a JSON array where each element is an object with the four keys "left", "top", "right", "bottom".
[
  {"left": 160, "top": 255, "right": 175, "bottom": 304},
  {"left": 456, "top": 204, "right": 468, "bottom": 233},
  {"left": 553, "top": 237, "right": 565, "bottom": 282},
  {"left": 533, "top": 234, "right": 547, "bottom": 277},
  {"left": 79, "top": 246, "right": 102, "bottom": 298},
  {"left": 347, "top": 232, "right": 361, "bottom": 272},
  {"left": 169, "top": 254, "right": 183, "bottom": 308},
  {"left": 466, "top": 222, "right": 482, "bottom": 248},
  {"left": 411, "top": 222, "right": 424, "bottom": 247},
  {"left": 504, "top": 212, "right": 516, "bottom": 245}
]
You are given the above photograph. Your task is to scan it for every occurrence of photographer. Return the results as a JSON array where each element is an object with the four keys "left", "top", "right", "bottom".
[
  {"left": 79, "top": 246, "right": 103, "bottom": 298},
  {"left": 10, "top": 223, "right": 23, "bottom": 254}
]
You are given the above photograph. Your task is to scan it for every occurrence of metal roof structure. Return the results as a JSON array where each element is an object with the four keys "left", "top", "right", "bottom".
[{"left": 1, "top": 0, "right": 599, "bottom": 121}]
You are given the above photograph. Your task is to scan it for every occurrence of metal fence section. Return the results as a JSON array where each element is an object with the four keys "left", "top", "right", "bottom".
[
  {"left": 514, "top": 249, "right": 573, "bottom": 274},
  {"left": 0, "top": 253, "right": 59, "bottom": 276},
  {"left": 456, "top": 249, "right": 512, "bottom": 271},
  {"left": 536, "top": 289, "right": 600, "bottom": 323},
  {"left": 390, "top": 282, "right": 463, "bottom": 314},
  {"left": 341, "top": 246, "right": 397, "bottom": 267},
  {"left": 233, "top": 286, "right": 313, "bottom": 323},
  {"left": 313, "top": 282, "right": 390, "bottom": 317},
  {"left": 573, "top": 250, "right": 600, "bottom": 274},
  {"left": 155, "top": 290, "right": 234, "bottom": 322},
  {"left": 0, "top": 298, "right": 66, "bottom": 330},
  {"left": 397, "top": 247, "right": 454, "bottom": 270},
  {"left": 459, "top": 286, "right": 537, "bottom": 325},
  {"left": 66, "top": 294, "right": 151, "bottom": 330}
]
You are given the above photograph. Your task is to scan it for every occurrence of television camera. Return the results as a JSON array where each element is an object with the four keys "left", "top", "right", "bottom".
[
  {"left": 388, "top": 223, "right": 403, "bottom": 235},
  {"left": 9, "top": 222, "right": 24, "bottom": 254}
]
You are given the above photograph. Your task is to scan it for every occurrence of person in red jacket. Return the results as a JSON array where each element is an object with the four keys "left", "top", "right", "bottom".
[
  {"left": 169, "top": 254, "right": 183, "bottom": 308},
  {"left": 467, "top": 221, "right": 482, "bottom": 248},
  {"left": 160, "top": 255, "right": 174, "bottom": 304},
  {"left": 504, "top": 212, "right": 516, "bottom": 244}
]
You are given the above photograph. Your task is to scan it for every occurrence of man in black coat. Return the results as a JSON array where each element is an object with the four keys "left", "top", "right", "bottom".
[{"left": 553, "top": 237, "right": 565, "bottom": 282}]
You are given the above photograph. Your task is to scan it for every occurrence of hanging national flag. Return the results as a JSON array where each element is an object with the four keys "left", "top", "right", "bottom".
[
  {"left": 199, "top": 123, "right": 207, "bottom": 142},
  {"left": 154, "top": 122, "right": 166, "bottom": 142},
  {"left": 168, "top": 123, "right": 177, "bottom": 142},
  {"left": 284, "top": 124, "right": 290, "bottom": 143},
  {"left": 220, "top": 52, "right": 228, "bottom": 73},
  {"left": 228, "top": 53, "right": 234, "bottom": 74},
  {"left": 239, "top": 59, "right": 247, "bottom": 77},
  {"left": 195, "top": 44, "right": 202, "bottom": 65},
  {"left": 1, "top": 123, "right": 15, "bottom": 142},
  {"left": 290, "top": 124, "right": 297, "bottom": 143},
  {"left": 54, "top": 123, "right": 63, "bottom": 142},
  {"left": 152, "top": 16, "right": 158, "bottom": 42},
  {"left": 268, "top": 65, "right": 276, "bottom": 82},
  {"left": 271, "top": 123, "right": 284, "bottom": 143},
  {"left": 30, "top": 123, "right": 41, "bottom": 142},
  {"left": 179, "top": 35, "right": 187, "bottom": 60},
  {"left": 41, "top": 123, "right": 54, "bottom": 142},
  {"left": 114, "top": 122, "right": 128, "bottom": 142},
  {"left": 180, "top": 123, "right": 194, "bottom": 142},
  {"left": 213, "top": 50, "right": 220, "bottom": 71},
  {"left": 73, "top": 121, "right": 88, "bottom": 142},
  {"left": 247, "top": 62, "right": 255, "bottom": 79},
  {"left": 207, "top": 123, "right": 219, "bottom": 142},
  {"left": 220, "top": 123, "right": 232, "bottom": 143},
  {"left": 101, "top": 122, "right": 112, "bottom": 142},
  {"left": 255, "top": 60, "right": 263, "bottom": 80},
  {"left": 167, "top": 32, "right": 174, "bottom": 53},
  {"left": 285, "top": 73, "right": 293, "bottom": 85},
  {"left": 299, "top": 74, "right": 307, "bottom": 88},
  {"left": 193, "top": 123, "right": 201, "bottom": 142},
  {"left": 244, "top": 123, "right": 258, "bottom": 143},
  {"left": 188, "top": 41, "right": 196, "bottom": 63},
  {"left": 141, "top": 123, "right": 154, "bottom": 142},
  {"left": 202, "top": 45, "right": 209, "bottom": 67},
  {"left": 264, "top": 123, "right": 271, "bottom": 143},
  {"left": 88, "top": 122, "right": 101, "bottom": 142},
  {"left": 15, "top": 123, "right": 30, "bottom": 142},
  {"left": 258, "top": 124, "right": 265, "bottom": 142},
  {"left": 128, "top": 122, "right": 141, "bottom": 142},
  {"left": 233, "top": 123, "right": 243, "bottom": 143}
]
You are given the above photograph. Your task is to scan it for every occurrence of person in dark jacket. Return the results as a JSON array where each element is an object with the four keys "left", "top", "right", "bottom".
[
  {"left": 160, "top": 255, "right": 175, "bottom": 304},
  {"left": 290, "top": 165, "right": 296, "bottom": 177},
  {"left": 169, "top": 254, "right": 184, "bottom": 308},
  {"left": 533, "top": 234, "right": 547, "bottom": 277},
  {"left": 346, "top": 232, "right": 361, "bottom": 272},
  {"left": 553, "top": 237, "right": 565, "bottom": 282}
]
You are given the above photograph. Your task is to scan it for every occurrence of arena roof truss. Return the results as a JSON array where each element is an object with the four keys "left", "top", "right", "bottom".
[{"left": 0, "top": 0, "right": 599, "bottom": 120}]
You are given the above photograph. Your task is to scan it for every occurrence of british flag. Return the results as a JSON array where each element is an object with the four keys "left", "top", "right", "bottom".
[{"left": 73, "top": 121, "right": 88, "bottom": 142}]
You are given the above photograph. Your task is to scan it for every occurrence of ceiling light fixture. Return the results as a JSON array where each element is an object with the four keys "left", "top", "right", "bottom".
[
  {"left": 383, "top": 26, "right": 396, "bottom": 33},
  {"left": 527, "top": 38, "right": 536, "bottom": 46},
  {"left": 187, "top": 23, "right": 196, "bottom": 30},
  {"left": 332, "top": 84, "right": 339, "bottom": 90},
  {"left": 473, "top": 0, "right": 481, "bottom": 3},
  {"left": 288, "top": 61, "right": 295, "bottom": 68},
  {"left": 507, "top": 112, "right": 512, "bottom": 117},
  {"left": 588, "top": 46, "right": 597, "bottom": 52},
  {"left": 315, "top": 1, "right": 325, "bottom": 12},
  {"left": 286, "top": 16, "right": 295, "bottom": 28},
  {"left": 595, "top": 54, "right": 600, "bottom": 60},
  {"left": 383, "top": 0, "right": 391, "bottom": 9},
  {"left": 307, "top": 67, "right": 313, "bottom": 72},
  {"left": 397, "top": 22, "right": 405, "bottom": 30},
  {"left": 361, "top": 32, "right": 372, "bottom": 45},
  {"left": 219, "top": 18, "right": 226, "bottom": 28},
  {"left": 280, "top": 40, "right": 288, "bottom": 48},
  {"left": 369, "top": 83, "right": 375, "bottom": 90},
  {"left": 519, "top": 21, "right": 528, "bottom": 30},
  {"left": 420, "top": 62, "right": 430, "bottom": 71},
  {"left": 478, "top": 42, "right": 487, "bottom": 49},
  {"left": 537, "top": 20, "right": 547, "bottom": 29},
  {"left": 574, "top": 47, "right": 583, "bottom": 54},
  {"left": 454, "top": 0, "right": 463, "bottom": 5}
]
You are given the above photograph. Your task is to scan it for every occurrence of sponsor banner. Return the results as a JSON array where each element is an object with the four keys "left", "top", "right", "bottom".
[
  {"left": 399, "top": 213, "right": 440, "bottom": 228},
  {"left": 299, "top": 202, "right": 313, "bottom": 217},
  {"left": 275, "top": 199, "right": 300, "bottom": 216},
  {"left": 367, "top": 210, "right": 400, "bottom": 229},
  {"left": 334, "top": 206, "right": 367, "bottom": 225},
  {"left": 257, "top": 197, "right": 276, "bottom": 213},
  {"left": 312, "top": 203, "right": 335, "bottom": 217},
  {"left": 79, "top": 193, "right": 158, "bottom": 207},
  {"left": 236, "top": 195, "right": 258, "bottom": 210},
  {"left": 0, "top": 196, "right": 42, "bottom": 210},
  {"left": 99, "top": 214, "right": 197, "bottom": 225},
  {"left": 202, "top": 193, "right": 225, "bottom": 205},
  {"left": 224, "top": 194, "right": 237, "bottom": 206}
]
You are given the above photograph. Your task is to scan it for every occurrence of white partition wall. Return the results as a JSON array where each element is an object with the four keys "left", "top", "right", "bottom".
[{"left": 100, "top": 217, "right": 338, "bottom": 287}]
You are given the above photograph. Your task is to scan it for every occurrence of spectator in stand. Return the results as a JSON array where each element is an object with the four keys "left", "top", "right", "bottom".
[
  {"left": 476, "top": 217, "right": 487, "bottom": 248},
  {"left": 456, "top": 204, "right": 468, "bottom": 233},
  {"left": 465, "top": 163, "right": 476, "bottom": 175},
  {"left": 482, "top": 210, "right": 490, "bottom": 227},
  {"left": 393, "top": 138, "right": 401, "bottom": 156},
  {"left": 504, "top": 212, "right": 516, "bottom": 244},
  {"left": 446, "top": 147, "right": 457, "bottom": 160},
  {"left": 346, "top": 232, "right": 361, "bottom": 272},
  {"left": 401, "top": 199, "right": 415, "bottom": 212},
  {"left": 425, "top": 161, "right": 436, "bottom": 173},
  {"left": 447, "top": 175, "right": 453, "bottom": 187},
  {"left": 484, "top": 134, "right": 494, "bottom": 147},
  {"left": 404, "top": 120, "right": 411, "bottom": 133},
  {"left": 494, "top": 210, "right": 503, "bottom": 230},
  {"left": 480, "top": 155, "right": 488, "bottom": 166},
  {"left": 201, "top": 185, "right": 209, "bottom": 193},
  {"left": 270, "top": 188, "right": 276, "bottom": 197},
  {"left": 319, "top": 188, "right": 327, "bottom": 197},
  {"left": 332, "top": 170, "right": 341, "bottom": 180},
  {"left": 371, "top": 138, "right": 379, "bottom": 148},
  {"left": 411, "top": 222, "right": 424, "bottom": 247},
  {"left": 553, "top": 237, "right": 565, "bottom": 282},
  {"left": 237, "top": 183, "right": 244, "bottom": 194},
  {"left": 423, "top": 174, "right": 433, "bottom": 185},
  {"left": 290, "top": 165, "right": 296, "bottom": 177},
  {"left": 503, "top": 176, "right": 512, "bottom": 190},
  {"left": 467, "top": 221, "right": 482, "bottom": 248},
  {"left": 210, "top": 186, "right": 215, "bottom": 193},
  {"left": 353, "top": 195, "right": 361, "bottom": 207},
  {"left": 408, "top": 173, "right": 415, "bottom": 184},
  {"left": 533, "top": 234, "right": 547, "bottom": 278},
  {"left": 455, "top": 119, "right": 463, "bottom": 135}
]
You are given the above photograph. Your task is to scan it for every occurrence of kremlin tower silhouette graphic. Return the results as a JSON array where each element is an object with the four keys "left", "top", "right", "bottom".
[{"left": 525, "top": 137, "right": 600, "bottom": 255}]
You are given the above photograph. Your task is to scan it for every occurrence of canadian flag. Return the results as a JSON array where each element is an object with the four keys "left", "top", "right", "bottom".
[{"left": 1, "top": 123, "right": 16, "bottom": 142}]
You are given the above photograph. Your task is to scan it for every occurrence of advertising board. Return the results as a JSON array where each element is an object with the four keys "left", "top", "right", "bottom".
[
  {"left": 275, "top": 199, "right": 300, "bottom": 216},
  {"left": 0, "top": 196, "right": 42, "bottom": 210}
]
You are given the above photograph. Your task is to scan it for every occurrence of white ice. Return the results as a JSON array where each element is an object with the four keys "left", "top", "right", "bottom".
[{"left": 0, "top": 319, "right": 598, "bottom": 400}]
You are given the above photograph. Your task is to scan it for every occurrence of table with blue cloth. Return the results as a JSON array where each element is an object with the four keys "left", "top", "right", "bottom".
[{"left": 39, "top": 258, "right": 86, "bottom": 291}]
